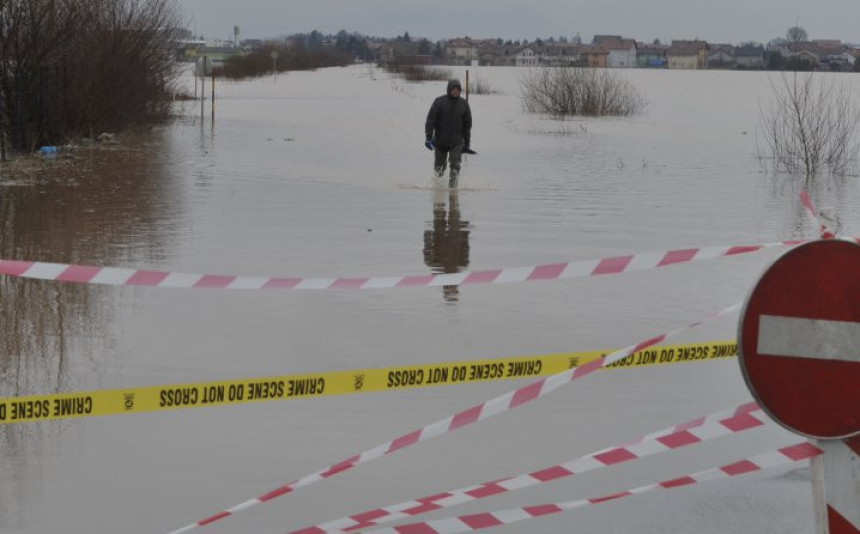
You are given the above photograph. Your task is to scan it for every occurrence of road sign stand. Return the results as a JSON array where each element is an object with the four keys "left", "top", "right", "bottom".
[
  {"left": 738, "top": 240, "right": 860, "bottom": 533},
  {"left": 811, "top": 438, "right": 860, "bottom": 534}
]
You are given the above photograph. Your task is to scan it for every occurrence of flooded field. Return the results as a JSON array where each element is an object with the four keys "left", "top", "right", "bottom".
[{"left": 1, "top": 65, "right": 859, "bottom": 533}]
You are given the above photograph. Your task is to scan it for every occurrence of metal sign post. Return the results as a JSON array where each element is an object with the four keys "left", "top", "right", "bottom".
[
  {"left": 738, "top": 240, "right": 860, "bottom": 533},
  {"left": 271, "top": 50, "right": 279, "bottom": 82},
  {"left": 196, "top": 56, "right": 212, "bottom": 121}
]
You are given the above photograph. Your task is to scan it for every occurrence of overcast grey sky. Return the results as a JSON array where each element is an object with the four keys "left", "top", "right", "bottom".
[{"left": 175, "top": 0, "right": 860, "bottom": 45}]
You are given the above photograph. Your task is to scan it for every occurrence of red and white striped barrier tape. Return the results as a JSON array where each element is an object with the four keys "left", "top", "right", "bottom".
[
  {"left": 0, "top": 242, "right": 801, "bottom": 291},
  {"left": 293, "top": 402, "right": 770, "bottom": 534},
  {"left": 362, "top": 442, "right": 822, "bottom": 534},
  {"left": 800, "top": 191, "right": 838, "bottom": 239},
  {"left": 167, "top": 302, "right": 742, "bottom": 534}
]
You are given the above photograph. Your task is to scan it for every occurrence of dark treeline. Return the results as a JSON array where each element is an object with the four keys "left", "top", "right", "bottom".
[
  {"left": 219, "top": 42, "right": 353, "bottom": 80},
  {"left": 0, "top": 0, "right": 182, "bottom": 156},
  {"left": 219, "top": 30, "right": 375, "bottom": 80},
  {"left": 293, "top": 30, "right": 375, "bottom": 62},
  {"left": 767, "top": 52, "right": 818, "bottom": 72}
]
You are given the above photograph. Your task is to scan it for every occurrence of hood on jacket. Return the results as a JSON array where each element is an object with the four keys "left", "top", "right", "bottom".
[{"left": 447, "top": 79, "right": 462, "bottom": 96}]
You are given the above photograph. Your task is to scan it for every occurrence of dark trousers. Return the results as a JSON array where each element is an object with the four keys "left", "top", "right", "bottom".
[{"left": 434, "top": 144, "right": 463, "bottom": 178}]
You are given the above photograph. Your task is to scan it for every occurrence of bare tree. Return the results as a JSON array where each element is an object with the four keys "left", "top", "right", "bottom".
[
  {"left": 519, "top": 66, "right": 643, "bottom": 117},
  {"left": 786, "top": 26, "right": 808, "bottom": 44},
  {"left": 759, "top": 72, "right": 860, "bottom": 177},
  {"left": 0, "top": 0, "right": 84, "bottom": 151},
  {"left": 220, "top": 42, "right": 354, "bottom": 80},
  {"left": 63, "top": 0, "right": 183, "bottom": 136},
  {"left": 0, "top": 0, "right": 183, "bottom": 153}
]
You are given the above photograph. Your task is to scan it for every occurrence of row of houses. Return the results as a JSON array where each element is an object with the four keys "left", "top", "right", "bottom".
[
  {"left": 435, "top": 36, "right": 860, "bottom": 70},
  {"left": 176, "top": 33, "right": 860, "bottom": 73}
]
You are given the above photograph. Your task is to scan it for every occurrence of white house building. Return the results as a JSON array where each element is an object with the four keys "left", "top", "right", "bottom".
[
  {"left": 601, "top": 38, "right": 637, "bottom": 68},
  {"left": 515, "top": 47, "right": 539, "bottom": 67}
]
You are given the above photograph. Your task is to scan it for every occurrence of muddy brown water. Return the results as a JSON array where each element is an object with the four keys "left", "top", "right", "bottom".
[{"left": 1, "top": 66, "right": 858, "bottom": 533}]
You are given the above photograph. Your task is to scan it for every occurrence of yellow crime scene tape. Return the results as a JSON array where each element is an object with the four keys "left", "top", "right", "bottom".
[{"left": 0, "top": 340, "right": 737, "bottom": 424}]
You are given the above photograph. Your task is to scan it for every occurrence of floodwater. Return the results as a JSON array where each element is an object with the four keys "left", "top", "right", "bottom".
[{"left": 1, "top": 65, "right": 859, "bottom": 533}]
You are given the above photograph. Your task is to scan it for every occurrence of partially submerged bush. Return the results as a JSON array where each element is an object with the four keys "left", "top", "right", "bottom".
[
  {"left": 520, "top": 66, "right": 643, "bottom": 117},
  {"left": 758, "top": 72, "right": 860, "bottom": 177},
  {"left": 383, "top": 59, "right": 451, "bottom": 82},
  {"left": 470, "top": 74, "right": 499, "bottom": 95}
]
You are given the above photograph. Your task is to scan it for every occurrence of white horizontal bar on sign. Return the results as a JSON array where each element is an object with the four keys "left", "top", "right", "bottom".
[{"left": 758, "top": 315, "right": 860, "bottom": 362}]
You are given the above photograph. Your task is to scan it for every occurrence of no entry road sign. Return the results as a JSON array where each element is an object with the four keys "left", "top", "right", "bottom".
[{"left": 739, "top": 239, "right": 860, "bottom": 440}]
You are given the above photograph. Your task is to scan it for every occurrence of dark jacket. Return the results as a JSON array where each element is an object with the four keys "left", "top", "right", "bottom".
[{"left": 425, "top": 79, "right": 472, "bottom": 149}]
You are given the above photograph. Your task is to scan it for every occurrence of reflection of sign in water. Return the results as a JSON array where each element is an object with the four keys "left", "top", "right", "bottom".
[{"left": 423, "top": 191, "right": 470, "bottom": 301}]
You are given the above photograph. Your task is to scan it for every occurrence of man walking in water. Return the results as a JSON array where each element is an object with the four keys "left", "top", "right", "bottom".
[{"left": 425, "top": 79, "right": 473, "bottom": 187}]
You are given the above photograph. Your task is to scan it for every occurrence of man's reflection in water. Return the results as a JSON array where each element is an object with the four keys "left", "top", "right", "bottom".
[{"left": 423, "top": 189, "right": 470, "bottom": 302}]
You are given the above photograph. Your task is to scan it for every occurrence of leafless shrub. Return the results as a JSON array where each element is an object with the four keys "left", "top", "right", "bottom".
[
  {"left": 469, "top": 74, "right": 499, "bottom": 95},
  {"left": 65, "top": 0, "right": 183, "bottom": 134},
  {"left": 519, "top": 66, "right": 644, "bottom": 117},
  {"left": 383, "top": 59, "right": 451, "bottom": 82},
  {"left": 403, "top": 65, "right": 451, "bottom": 82},
  {"left": 0, "top": 0, "right": 84, "bottom": 152},
  {"left": 758, "top": 72, "right": 860, "bottom": 177}
]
